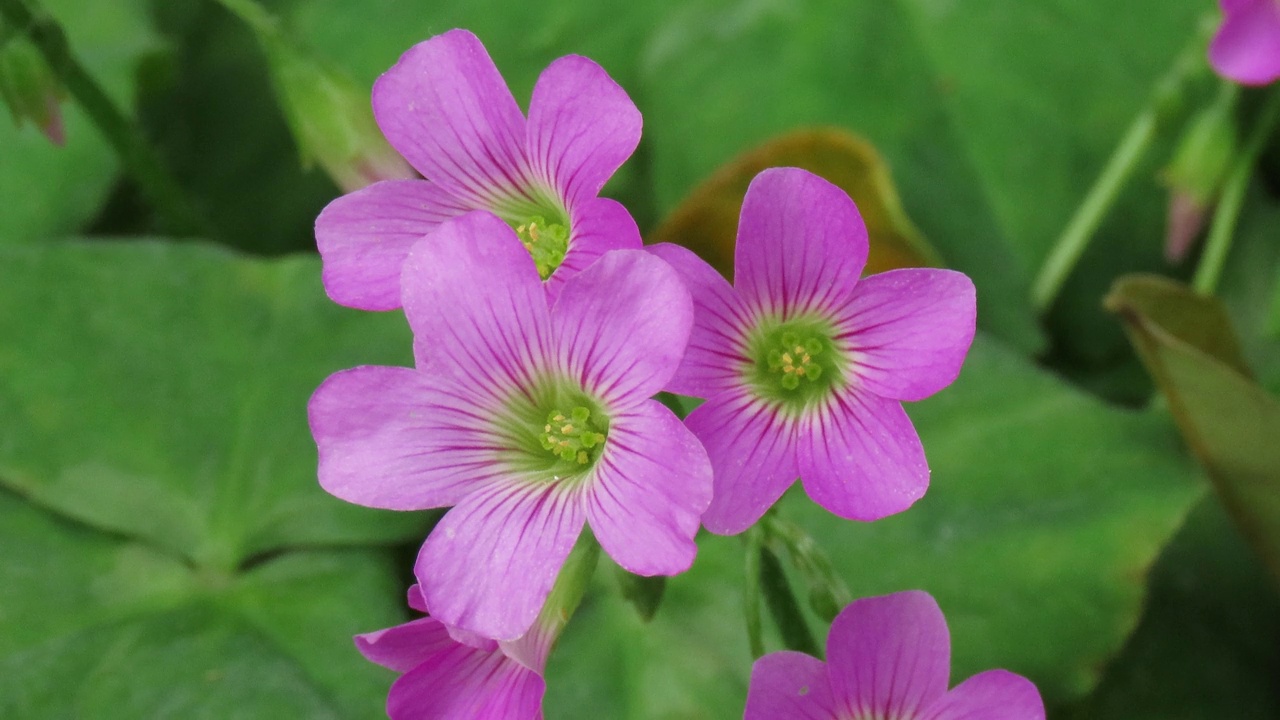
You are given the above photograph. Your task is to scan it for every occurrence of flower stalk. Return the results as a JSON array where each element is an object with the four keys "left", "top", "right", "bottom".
[
  {"left": 1031, "top": 15, "right": 1214, "bottom": 312},
  {"left": 0, "top": 0, "right": 209, "bottom": 236},
  {"left": 1192, "top": 86, "right": 1280, "bottom": 295}
]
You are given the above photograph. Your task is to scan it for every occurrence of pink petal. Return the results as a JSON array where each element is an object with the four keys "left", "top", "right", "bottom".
[
  {"left": 837, "top": 268, "right": 976, "bottom": 403},
  {"left": 1210, "top": 0, "right": 1280, "bottom": 85},
  {"left": 308, "top": 366, "right": 506, "bottom": 510},
  {"left": 416, "top": 482, "right": 586, "bottom": 640},
  {"left": 734, "top": 168, "right": 868, "bottom": 318},
  {"left": 827, "top": 591, "right": 951, "bottom": 719},
  {"left": 745, "top": 651, "right": 837, "bottom": 720},
  {"left": 387, "top": 641, "right": 545, "bottom": 720},
  {"left": 401, "top": 211, "right": 552, "bottom": 394},
  {"left": 544, "top": 197, "right": 643, "bottom": 304},
  {"left": 549, "top": 250, "right": 692, "bottom": 406},
  {"left": 355, "top": 617, "right": 455, "bottom": 673},
  {"left": 919, "top": 670, "right": 1046, "bottom": 720},
  {"left": 686, "top": 389, "right": 801, "bottom": 535},
  {"left": 586, "top": 400, "right": 712, "bottom": 575},
  {"left": 372, "top": 29, "right": 531, "bottom": 207},
  {"left": 647, "top": 243, "right": 754, "bottom": 399},
  {"left": 797, "top": 389, "right": 928, "bottom": 522},
  {"left": 315, "top": 179, "right": 469, "bottom": 311},
  {"left": 526, "top": 55, "right": 642, "bottom": 207}
]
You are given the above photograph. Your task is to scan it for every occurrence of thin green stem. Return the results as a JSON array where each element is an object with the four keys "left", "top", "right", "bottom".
[
  {"left": 1030, "top": 17, "right": 1212, "bottom": 312},
  {"left": 1191, "top": 88, "right": 1280, "bottom": 295},
  {"left": 211, "top": 0, "right": 279, "bottom": 38},
  {"left": 759, "top": 544, "right": 819, "bottom": 657},
  {"left": 744, "top": 526, "right": 766, "bottom": 659},
  {"left": 0, "top": 0, "right": 210, "bottom": 236}
]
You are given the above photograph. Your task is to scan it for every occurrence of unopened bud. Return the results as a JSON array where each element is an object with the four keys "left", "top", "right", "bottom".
[
  {"left": 261, "top": 35, "right": 415, "bottom": 191},
  {"left": 1162, "top": 85, "right": 1239, "bottom": 263},
  {"left": 0, "top": 32, "right": 65, "bottom": 145}
]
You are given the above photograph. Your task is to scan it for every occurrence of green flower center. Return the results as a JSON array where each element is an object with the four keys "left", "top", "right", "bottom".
[
  {"left": 496, "top": 379, "right": 610, "bottom": 482},
  {"left": 513, "top": 213, "right": 569, "bottom": 281},
  {"left": 539, "top": 406, "right": 608, "bottom": 467},
  {"left": 745, "top": 317, "right": 844, "bottom": 412}
]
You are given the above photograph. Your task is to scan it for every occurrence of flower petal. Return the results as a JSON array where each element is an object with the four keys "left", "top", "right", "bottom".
[
  {"left": 355, "top": 617, "right": 455, "bottom": 673},
  {"left": 544, "top": 197, "right": 643, "bottom": 304},
  {"left": 647, "top": 243, "right": 754, "bottom": 399},
  {"left": 417, "top": 481, "right": 586, "bottom": 640},
  {"left": 797, "top": 389, "right": 928, "bottom": 522},
  {"left": 826, "top": 591, "right": 950, "bottom": 719},
  {"left": 372, "top": 29, "right": 530, "bottom": 206},
  {"left": 586, "top": 399, "right": 712, "bottom": 575},
  {"left": 526, "top": 55, "right": 642, "bottom": 206},
  {"left": 1210, "top": 0, "right": 1280, "bottom": 86},
  {"left": 744, "top": 651, "right": 837, "bottom": 720},
  {"left": 919, "top": 670, "right": 1045, "bottom": 720},
  {"left": 386, "top": 641, "right": 544, "bottom": 720},
  {"left": 734, "top": 167, "right": 867, "bottom": 318},
  {"left": 401, "top": 211, "right": 552, "bottom": 393},
  {"left": 686, "top": 389, "right": 800, "bottom": 535},
  {"left": 837, "top": 268, "right": 976, "bottom": 402},
  {"left": 315, "top": 179, "right": 469, "bottom": 311},
  {"left": 550, "top": 249, "right": 692, "bottom": 405},
  {"left": 308, "top": 366, "right": 506, "bottom": 510}
]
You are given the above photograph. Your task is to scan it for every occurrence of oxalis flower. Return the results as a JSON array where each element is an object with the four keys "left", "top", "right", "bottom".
[
  {"left": 745, "top": 591, "right": 1044, "bottom": 720},
  {"left": 1210, "top": 0, "right": 1280, "bottom": 85},
  {"left": 356, "top": 541, "right": 596, "bottom": 720},
  {"left": 309, "top": 210, "right": 711, "bottom": 640},
  {"left": 648, "top": 167, "right": 975, "bottom": 534},
  {"left": 315, "top": 29, "right": 643, "bottom": 310},
  {"left": 356, "top": 585, "right": 545, "bottom": 719}
]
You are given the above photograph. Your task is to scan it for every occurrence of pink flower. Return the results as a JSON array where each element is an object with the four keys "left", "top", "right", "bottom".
[
  {"left": 1210, "top": 0, "right": 1280, "bottom": 85},
  {"left": 314, "top": 29, "right": 642, "bottom": 311},
  {"left": 309, "top": 210, "right": 711, "bottom": 640},
  {"left": 746, "top": 591, "right": 1044, "bottom": 720},
  {"left": 356, "top": 586, "right": 548, "bottom": 720},
  {"left": 648, "top": 168, "right": 976, "bottom": 535}
]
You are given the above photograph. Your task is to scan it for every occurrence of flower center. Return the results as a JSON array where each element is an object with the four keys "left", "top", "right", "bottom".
[
  {"left": 746, "top": 317, "right": 844, "bottom": 412},
  {"left": 514, "top": 214, "right": 569, "bottom": 281},
  {"left": 495, "top": 379, "right": 611, "bottom": 482},
  {"left": 539, "top": 406, "right": 607, "bottom": 467}
]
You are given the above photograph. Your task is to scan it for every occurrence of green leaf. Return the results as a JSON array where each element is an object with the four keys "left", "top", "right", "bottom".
[
  {"left": 546, "top": 337, "right": 1202, "bottom": 716},
  {"left": 0, "top": 491, "right": 405, "bottom": 719},
  {"left": 0, "top": 241, "right": 424, "bottom": 570},
  {"left": 615, "top": 566, "right": 668, "bottom": 623},
  {"left": 0, "top": 0, "right": 160, "bottom": 241},
  {"left": 1107, "top": 273, "right": 1280, "bottom": 587},
  {"left": 1069, "top": 499, "right": 1280, "bottom": 719},
  {"left": 0, "top": 240, "right": 424, "bottom": 717}
]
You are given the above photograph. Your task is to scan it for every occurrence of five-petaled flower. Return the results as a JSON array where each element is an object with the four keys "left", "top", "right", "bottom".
[
  {"left": 648, "top": 167, "right": 976, "bottom": 535},
  {"left": 745, "top": 591, "right": 1044, "bottom": 720},
  {"left": 315, "top": 28, "right": 643, "bottom": 311},
  {"left": 1210, "top": 0, "right": 1280, "bottom": 85},
  {"left": 309, "top": 210, "right": 712, "bottom": 640}
]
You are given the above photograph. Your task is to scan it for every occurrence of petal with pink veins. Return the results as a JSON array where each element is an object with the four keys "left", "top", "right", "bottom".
[
  {"left": 416, "top": 481, "right": 586, "bottom": 640},
  {"left": 734, "top": 168, "right": 868, "bottom": 318},
  {"left": 315, "top": 179, "right": 469, "bottom": 311},
  {"left": 586, "top": 400, "right": 712, "bottom": 575}
]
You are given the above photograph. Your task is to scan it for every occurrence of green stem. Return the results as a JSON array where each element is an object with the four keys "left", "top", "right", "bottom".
[
  {"left": 759, "top": 544, "right": 820, "bottom": 657},
  {"left": 1191, "top": 88, "right": 1280, "bottom": 295},
  {"left": 744, "top": 526, "right": 766, "bottom": 659},
  {"left": 1030, "top": 17, "right": 1212, "bottom": 312},
  {"left": 0, "top": 0, "right": 210, "bottom": 236},
  {"left": 210, "top": 0, "right": 279, "bottom": 38}
]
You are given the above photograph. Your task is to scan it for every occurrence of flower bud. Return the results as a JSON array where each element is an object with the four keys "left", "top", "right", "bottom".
[
  {"left": 1162, "top": 86, "right": 1239, "bottom": 263},
  {"left": 259, "top": 33, "right": 415, "bottom": 192},
  {"left": 0, "top": 32, "right": 65, "bottom": 145}
]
